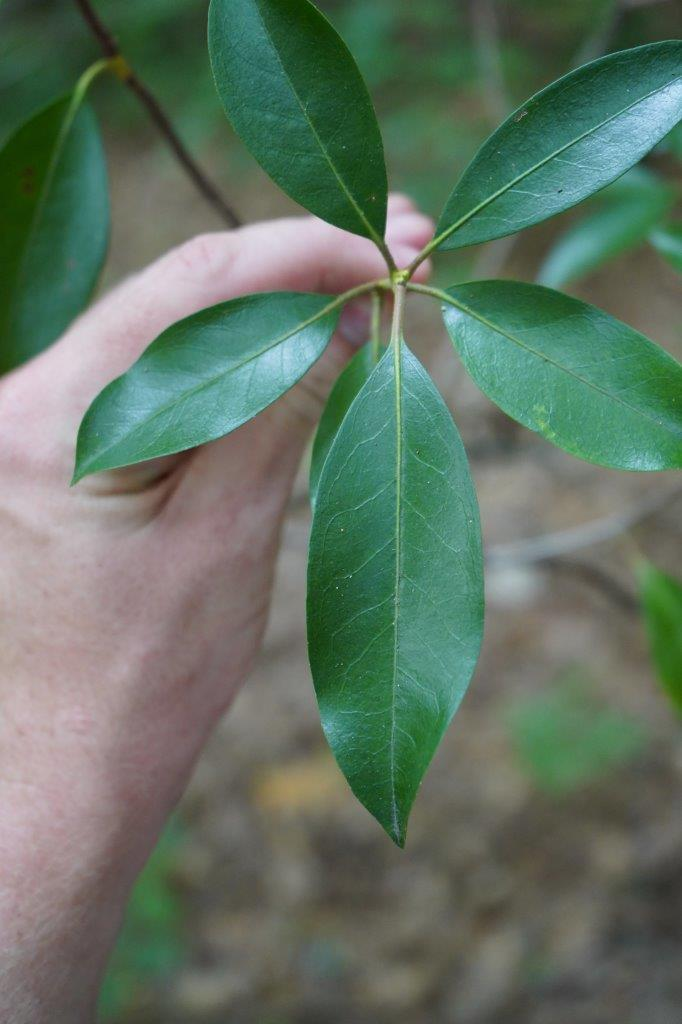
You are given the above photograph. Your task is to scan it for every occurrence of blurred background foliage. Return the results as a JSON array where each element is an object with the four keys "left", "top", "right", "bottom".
[
  {"left": 2, "top": 2, "right": 681, "bottom": 1022},
  {"left": 2, "top": 0, "right": 680, "bottom": 213}
]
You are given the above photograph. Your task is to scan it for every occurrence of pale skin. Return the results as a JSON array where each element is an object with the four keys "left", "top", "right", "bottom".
[{"left": 0, "top": 195, "right": 433, "bottom": 1023}]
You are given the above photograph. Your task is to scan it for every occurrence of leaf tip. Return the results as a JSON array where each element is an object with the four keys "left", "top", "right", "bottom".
[
  {"left": 381, "top": 809, "right": 408, "bottom": 849},
  {"left": 389, "top": 826, "right": 407, "bottom": 850}
]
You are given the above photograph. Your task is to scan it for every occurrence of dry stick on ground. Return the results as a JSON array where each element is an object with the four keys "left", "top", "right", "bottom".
[
  {"left": 73, "top": 0, "right": 241, "bottom": 228},
  {"left": 487, "top": 484, "right": 682, "bottom": 614}
]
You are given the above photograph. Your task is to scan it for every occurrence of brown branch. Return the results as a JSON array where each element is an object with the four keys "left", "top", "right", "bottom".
[
  {"left": 73, "top": 0, "right": 241, "bottom": 229},
  {"left": 542, "top": 557, "right": 639, "bottom": 615},
  {"left": 486, "top": 485, "right": 682, "bottom": 568}
]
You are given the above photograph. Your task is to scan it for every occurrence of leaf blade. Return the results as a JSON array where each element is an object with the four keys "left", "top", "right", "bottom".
[
  {"left": 309, "top": 342, "right": 383, "bottom": 508},
  {"left": 435, "top": 42, "right": 682, "bottom": 252},
  {"left": 441, "top": 281, "right": 682, "bottom": 471},
  {"left": 74, "top": 292, "right": 340, "bottom": 481},
  {"left": 0, "top": 95, "right": 110, "bottom": 373},
  {"left": 537, "top": 177, "right": 675, "bottom": 287},
  {"left": 637, "top": 560, "right": 682, "bottom": 714},
  {"left": 307, "top": 343, "right": 484, "bottom": 845},
  {"left": 208, "top": 0, "right": 387, "bottom": 241},
  {"left": 650, "top": 222, "right": 682, "bottom": 273}
]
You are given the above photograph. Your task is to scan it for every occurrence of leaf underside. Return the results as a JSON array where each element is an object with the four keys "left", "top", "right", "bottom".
[
  {"left": 442, "top": 280, "right": 682, "bottom": 471},
  {"left": 436, "top": 41, "right": 682, "bottom": 251},
  {"left": 74, "top": 291, "right": 339, "bottom": 481},
  {"left": 0, "top": 95, "right": 109, "bottom": 374},
  {"left": 307, "top": 342, "right": 484, "bottom": 845},
  {"left": 208, "top": 0, "right": 388, "bottom": 241}
]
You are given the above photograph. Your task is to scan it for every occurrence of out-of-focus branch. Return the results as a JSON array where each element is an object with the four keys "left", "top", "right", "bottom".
[
  {"left": 487, "top": 485, "right": 682, "bottom": 568},
  {"left": 486, "top": 487, "right": 682, "bottom": 616},
  {"left": 470, "top": 0, "right": 508, "bottom": 124},
  {"left": 73, "top": 0, "right": 241, "bottom": 228},
  {"left": 541, "top": 557, "right": 639, "bottom": 614}
]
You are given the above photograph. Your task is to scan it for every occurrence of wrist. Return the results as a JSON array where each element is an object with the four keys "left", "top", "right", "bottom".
[{"left": 0, "top": 689, "right": 194, "bottom": 1023}]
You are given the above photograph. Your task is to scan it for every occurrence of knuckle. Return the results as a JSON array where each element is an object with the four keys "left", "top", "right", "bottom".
[{"left": 169, "top": 232, "right": 232, "bottom": 283}]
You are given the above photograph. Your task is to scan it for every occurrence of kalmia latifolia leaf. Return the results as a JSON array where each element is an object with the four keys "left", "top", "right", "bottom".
[
  {"left": 208, "top": 0, "right": 388, "bottom": 242},
  {"left": 442, "top": 280, "right": 682, "bottom": 471},
  {"left": 307, "top": 343, "right": 484, "bottom": 845},
  {"left": 74, "top": 292, "right": 340, "bottom": 481},
  {"left": 0, "top": 95, "right": 109, "bottom": 373},
  {"left": 435, "top": 41, "right": 682, "bottom": 251}
]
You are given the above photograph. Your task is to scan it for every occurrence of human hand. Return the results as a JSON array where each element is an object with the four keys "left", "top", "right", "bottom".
[{"left": 0, "top": 195, "right": 432, "bottom": 1022}]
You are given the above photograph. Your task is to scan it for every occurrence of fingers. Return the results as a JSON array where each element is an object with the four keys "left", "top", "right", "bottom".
[
  {"left": 31, "top": 196, "right": 432, "bottom": 417},
  {"left": 6, "top": 197, "right": 433, "bottom": 496},
  {"left": 182, "top": 211, "right": 435, "bottom": 508}
]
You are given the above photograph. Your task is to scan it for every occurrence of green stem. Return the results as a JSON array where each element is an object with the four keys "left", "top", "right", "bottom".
[
  {"left": 73, "top": 57, "right": 114, "bottom": 104},
  {"left": 323, "top": 277, "right": 392, "bottom": 324},
  {"left": 377, "top": 238, "right": 398, "bottom": 276},
  {"left": 405, "top": 235, "right": 444, "bottom": 279},
  {"left": 390, "top": 282, "right": 407, "bottom": 351},
  {"left": 405, "top": 281, "right": 457, "bottom": 307},
  {"left": 370, "top": 289, "right": 383, "bottom": 362}
]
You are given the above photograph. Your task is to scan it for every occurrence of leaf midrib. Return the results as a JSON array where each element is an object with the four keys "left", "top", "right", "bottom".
[
  {"left": 251, "top": 0, "right": 383, "bottom": 247},
  {"left": 77, "top": 299, "right": 336, "bottom": 474},
  {"left": 388, "top": 339, "right": 404, "bottom": 844},
  {"left": 435, "top": 70, "right": 681, "bottom": 249},
  {"left": 444, "top": 291, "right": 682, "bottom": 439}
]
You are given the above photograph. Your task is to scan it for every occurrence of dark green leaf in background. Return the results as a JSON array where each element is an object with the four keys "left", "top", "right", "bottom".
[
  {"left": 307, "top": 343, "right": 484, "bottom": 845},
  {"left": 309, "top": 341, "right": 383, "bottom": 508},
  {"left": 650, "top": 223, "right": 682, "bottom": 274},
  {"left": 208, "top": 0, "right": 388, "bottom": 242},
  {"left": 74, "top": 292, "right": 340, "bottom": 481},
  {"left": 435, "top": 42, "right": 682, "bottom": 252},
  {"left": 637, "top": 560, "right": 682, "bottom": 714},
  {"left": 441, "top": 281, "right": 682, "bottom": 471},
  {"left": 0, "top": 93, "right": 109, "bottom": 374},
  {"left": 537, "top": 174, "right": 675, "bottom": 287}
]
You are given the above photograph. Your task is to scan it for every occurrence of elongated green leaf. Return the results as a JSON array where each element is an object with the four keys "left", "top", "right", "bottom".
[
  {"left": 537, "top": 181, "right": 674, "bottom": 287},
  {"left": 307, "top": 343, "right": 484, "bottom": 845},
  {"left": 637, "top": 560, "right": 682, "bottom": 714},
  {"left": 309, "top": 342, "right": 383, "bottom": 508},
  {"left": 74, "top": 292, "right": 340, "bottom": 481},
  {"left": 441, "top": 281, "right": 682, "bottom": 471},
  {"left": 0, "top": 93, "right": 109, "bottom": 374},
  {"left": 208, "top": 0, "right": 387, "bottom": 242},
  {"left": 435, "top": 42, "right": 682, "bottom": 252},
  {"left": 650, "top": 223, "right": 682, "bottom": 273}
]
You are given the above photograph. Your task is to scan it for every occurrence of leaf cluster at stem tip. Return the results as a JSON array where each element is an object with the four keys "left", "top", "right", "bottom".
[{"left": 2, "top": 0, "right": 680, "bottom": 845}]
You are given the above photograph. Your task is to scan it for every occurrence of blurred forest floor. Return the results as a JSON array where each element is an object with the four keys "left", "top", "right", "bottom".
[{"left": 2, "top": 1, "right": 681, "bottom": 1021}]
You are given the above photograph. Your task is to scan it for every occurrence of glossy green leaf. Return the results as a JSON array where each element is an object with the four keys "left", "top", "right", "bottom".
[
  {"left": 0, "top": 93, "right": 109, "bottom": 373},
  {"left": 637, "top": 560, "right": 682, "bottom": 714},
  {"left": 307, "top": 342, "right": 484, "bottom": 845},
  {"left": 435, "top": 42, "right": 682, "bottom": 252},
  {"left": 537, "top": 180, "right": 674, "bottom": 287},
  {"left": 74, "top": 292, "right": 340, "bottom": 482},
  {"left": 650, "top": 223, "right": 682, "bottom": 273},
  {"left": 441, "top": 281, "right": 682, "bottom": 471},
  {"left": 309, "top": 342, "right": 383, "bottom": 508},
  {"left": 208, "top": 0, "right": 387, "bottom": 242}
]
